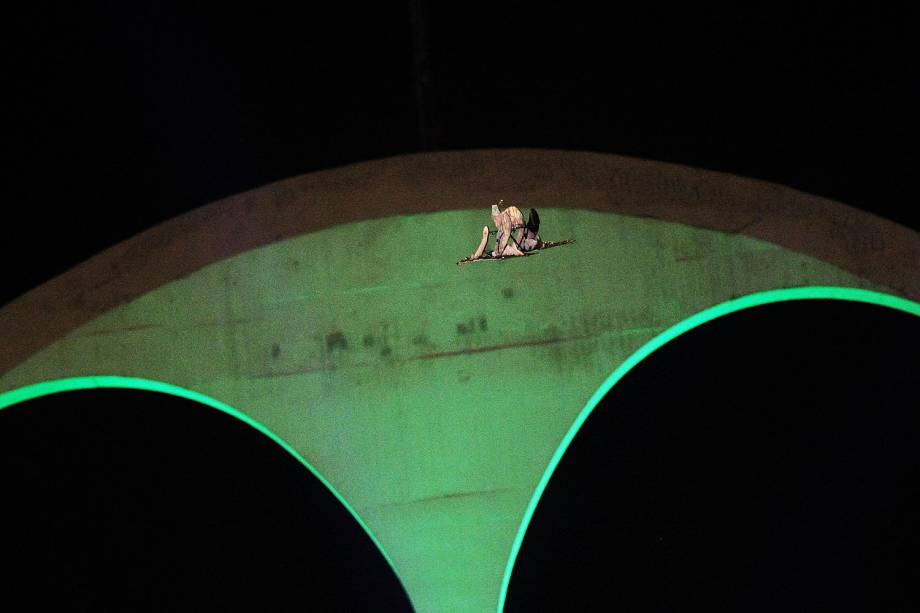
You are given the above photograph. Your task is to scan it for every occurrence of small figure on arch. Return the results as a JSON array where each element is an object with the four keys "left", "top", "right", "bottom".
[{"left": 458, "top": 200, "right": 574, "bottom": 265}]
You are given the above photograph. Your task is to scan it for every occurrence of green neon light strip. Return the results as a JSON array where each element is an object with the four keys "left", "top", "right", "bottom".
[
  {"left": 497, "top": 286, "right": 920, "bottom": 612},
  {"left": 0, "top": 375, "right": 406, "bottom": 597}
]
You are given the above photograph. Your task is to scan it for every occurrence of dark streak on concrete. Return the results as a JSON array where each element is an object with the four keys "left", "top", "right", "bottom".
[
  {"left": 375, "top": 487, "right": 521, "bottom": 509},
  {"left": 79, "top": 323, "right": 160, "bottom": 337},
  {"left": 3, "top": 150, "right": 916, "bottom": 378},
  {"left": 326, "top": 332, "right": 347, "bottom": 352},
  {"left": 420, "top": 487, "right": 517, "bottom": 503},
  {"left": 248, "top": 329, "right": 648, "bottom": 380},
  {"left": 414, "top": 332, "right": 596, "bottom": 362},
  {"left": 457, "top": 317, "right": 488, "bottom": 335},
  {"left": 252, "top": 364, "right": 335, "bottom": 378}
]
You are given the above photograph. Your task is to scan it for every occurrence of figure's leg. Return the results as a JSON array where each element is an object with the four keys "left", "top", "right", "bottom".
[
  {"left": 471, "top": 226, "right": 490, "bottom": 259},
  {"left": 493, "top": 230, "right": 507, "bottom": 257},
  {"left": 513, "top": 226, "right": 525, "bottom": 250},
  {"left": 521, "top": 228, "right": 536, "bottom": 251},
  {"left": 501, "top": 235, "right": 525, "bottom": 257},
  {"left": 521, "top": 208, "right": 542, "bottom": 250},
  {"left": 494, "top": 214, "right": 525, "bottom": 257},
  {"left": 527, "top": 208, "right": 540, "bottom": 235}
]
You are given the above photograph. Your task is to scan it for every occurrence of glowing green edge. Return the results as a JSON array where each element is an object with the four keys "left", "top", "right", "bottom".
[
  {"left": 0, "top": 375, "right": 406, "bottom": 599},
  {"left": 497, "top": 286, "right": 920, "bottom": 612}
]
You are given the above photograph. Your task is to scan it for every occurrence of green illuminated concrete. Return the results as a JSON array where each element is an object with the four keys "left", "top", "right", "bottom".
[
  {"left": 496, "top": 287, "right": 920, "bottom": 612},
  {"left": 0, "top": 207, "right": 898, "bottom": 612},
  {"left": 5, "top": 150, "right": 918, "bottom": 380}
]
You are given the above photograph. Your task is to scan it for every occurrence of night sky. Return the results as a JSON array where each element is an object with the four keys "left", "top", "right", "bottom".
[
  {"left": 4, "top": 3, "right": 917, "bottom": 308},
  {"left": 1, "top": 388, "right": 414, "bottom": 611}
]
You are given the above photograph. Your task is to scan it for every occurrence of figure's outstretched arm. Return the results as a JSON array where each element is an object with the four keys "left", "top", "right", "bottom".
[{"left": 471, "top": 226, "right": 490, "bottom": 260}]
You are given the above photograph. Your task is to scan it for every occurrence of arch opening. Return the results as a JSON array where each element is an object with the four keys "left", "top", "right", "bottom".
[
  {"left": 0, "top": 376, "right": 412, "bottom": 611},
  {"left": 499, "top": 287, "right": 920, "bottom": 612}
]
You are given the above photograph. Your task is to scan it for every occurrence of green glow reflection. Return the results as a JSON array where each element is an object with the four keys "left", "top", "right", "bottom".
[
  {"left": 0, "top": 375, "right": 405, "bottom": 597},
  {"left": 497, "top": 286, "right": 920, "bottom": 612}
]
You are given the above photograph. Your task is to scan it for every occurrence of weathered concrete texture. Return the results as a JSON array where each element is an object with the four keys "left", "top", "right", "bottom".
[
  {"left": 2, "top": 149, "right": 917, "bottom": 376},
  {"left": 0, "top": 208, "right": 887, "bottom": 612}
]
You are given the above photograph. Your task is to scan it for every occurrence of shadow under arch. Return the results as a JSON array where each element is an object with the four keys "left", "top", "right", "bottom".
[
  {"left": 0, "top": 375, "right": 409, "bottom": 609},
  {"left": 498, "top": 286, "right": 920, "bottom": 612}
]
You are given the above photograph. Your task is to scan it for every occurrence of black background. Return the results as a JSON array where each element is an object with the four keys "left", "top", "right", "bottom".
[
  {"left": 0, "top": 389, "right": 414, "bottom": 611},
  {"left": 3, "top": 3, "right": 917, "bottom": 308},
  {"left": 507, "top": 300, "right": 919, "bottom": 612}
]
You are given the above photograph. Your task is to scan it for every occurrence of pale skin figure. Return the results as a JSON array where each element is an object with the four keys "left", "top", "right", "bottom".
[
  {"left": 490, "top": 203, "right": 525, "bottom": 257},
  {"left": 469, "top": 201, "right": 542, "bottom": 260},
  {"left": 470, "top": 225, "right": 491, "bottom": 260}
]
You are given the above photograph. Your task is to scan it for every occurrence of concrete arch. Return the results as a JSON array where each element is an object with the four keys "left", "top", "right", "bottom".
[
  {"left": 2, "top": 149, "right": 917, "bottom": 375},
  {"left": 497, "top": 286, "right": 920, "bottom": 612},
  {"left": 2, "top": 150, "right": 918, "bottom": 611}
]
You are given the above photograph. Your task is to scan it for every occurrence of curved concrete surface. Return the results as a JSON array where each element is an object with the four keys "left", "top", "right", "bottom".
[
  {"left": 1, "top": 150, "right": 917, "bottom": 612},
  {"left": 2, "top": 149, "right": 917, "bottom": 375}
]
